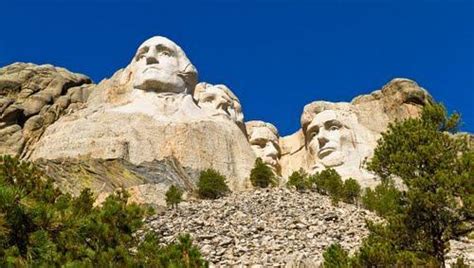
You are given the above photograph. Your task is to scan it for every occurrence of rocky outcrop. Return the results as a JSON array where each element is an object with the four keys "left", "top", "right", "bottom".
[
  {"left": 0, "top": 63, "right": 93, "bottom": 157},
  {"left": 36, "top": 156, "right": 197, "bottom": 206},
  {"left": 146, "top": 189, "right": 379, "bottom": 266}
]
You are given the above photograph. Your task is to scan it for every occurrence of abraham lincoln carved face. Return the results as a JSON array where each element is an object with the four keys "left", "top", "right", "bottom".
[{"left": 301, "top": 102, "right": 358, "bottom": 168}]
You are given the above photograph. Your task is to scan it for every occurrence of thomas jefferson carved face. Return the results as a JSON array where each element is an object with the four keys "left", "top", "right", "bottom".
[
  {"left": 194, "top": 83, "right": 244, "bottom": 126},
  {"left": 246, "top": 121, "right": 281, "bottom": 173},
  {"left": 131, "top": 36, "right": 197, "bottom": 94}
]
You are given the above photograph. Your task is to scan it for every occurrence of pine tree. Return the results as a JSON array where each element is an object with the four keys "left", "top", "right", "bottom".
[
  {"left": 249, "top": 158, "right": 276, "bottom": 188},
  {"left": 0, "top": 155, "right": 208, "bottom": 266},
  {"left": 286, "top": 169, "right": 309, "bottom": 192},
  {"left": 362, "top": 103, "right": 474, "bottom": 266},
  {"left": 313, "top": 168, "right": 344, "bottom": 205},
  {"left": 342, "top": 178, "right": 361, "bottom": 205},
  {"left": 166, "top": 185, "right": 183, "bottom": 209},
  {"left": 197, "top": 168, "right": 230, "bottom": 199}
]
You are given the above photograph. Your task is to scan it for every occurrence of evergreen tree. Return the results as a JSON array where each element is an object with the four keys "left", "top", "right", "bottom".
[
  {"left": 342, "top": 178, "right": 361, "bottom": 205},
  {"left": 361, "top": 178, "right": 403, "bottom": 217},
  {"left": 166, "top": 185, "right": 183, "bottom": 209},
  {"left": 286, "top": 169, "right": 310, "bottom": 192},
  {"left": 197, "top": 168, "right": 230, "bottom": 199},
  {"left": 0, "top": 155, "right": 208, "bottom": 266},
  {"left": 362, "top": 103, "right": 474, "bottom": 266},
  {"left": 313, "top": 168, "right": 344, "bottom": 205},
  {"left": 322, "top": 243, "right": 351, "bottom": 268},
  {"left": 249, "top": 158, "right": 276, "bottom": 188}
]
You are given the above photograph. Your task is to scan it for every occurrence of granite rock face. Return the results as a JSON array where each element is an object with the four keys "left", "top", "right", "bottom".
[
  {"left": 280, "top": 78, "right": 433, "bottom": 187},
  {"left": 28, "top": 36, "right": 255, "bottom": 191},
  {"left": 246, "top": 120, "right": 281, "bottom": 175},
  {"left": 0, "top": 63, "right": 92, "bottom": 157}
]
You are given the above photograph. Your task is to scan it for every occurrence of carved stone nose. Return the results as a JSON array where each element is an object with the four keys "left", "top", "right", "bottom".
[
  {"left": 266, "top": 143, "right": 279, "bottom": 157},
  {"left": 318, "top": 136, "right": 329, "bottom": 148},
  {"left": 146, "top": 57, "right": 159, "bottom": 65}
]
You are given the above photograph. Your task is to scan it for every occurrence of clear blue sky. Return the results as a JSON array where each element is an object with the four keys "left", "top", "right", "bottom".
[{"left": 1, "top": 0, "right": 473, "bottom": 135}]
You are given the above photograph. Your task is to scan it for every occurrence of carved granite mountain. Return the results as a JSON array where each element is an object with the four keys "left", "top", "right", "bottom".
[
  {"left": 27, "top": 37, "right": 255, "bottom": 191},
  {"left": 280, "top": 78, "right": 433, "bottom": 187},
  {"left": 0, "top": 36, "right": 438, "bottom": 193}
]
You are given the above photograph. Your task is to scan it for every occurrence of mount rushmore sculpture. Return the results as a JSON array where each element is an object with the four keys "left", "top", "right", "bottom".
[{"left": 0, "top": 36, "right": 433, "bottom": 192}]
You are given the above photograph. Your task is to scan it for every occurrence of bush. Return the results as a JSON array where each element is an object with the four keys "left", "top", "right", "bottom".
[
  {"left": 286, "top": 169, "right": 310, "bottom": 192},
  {"left": 322, "top": 243, "right": 351, "bottom": 268},
  {"left": 197, "top": 168, "right": 230, "bottom": 199},
  {"left": 249, "top": 158, "right": 276, "bottom": 188},
  {"left": 0, "top": 155, "right": 208, "bottom": 266},
  {"left": 342, "top": 178, "right": 361, "bottom": 205},
  {"left": 165, "top": 185, "right": 183, "bottom": 209},
  {"left": 313, "top": 168, "right": 344, "bottom": 205}
]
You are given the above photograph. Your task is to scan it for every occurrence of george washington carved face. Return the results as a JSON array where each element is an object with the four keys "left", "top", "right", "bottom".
[{"left": 131, "top": 36, "right": 197, "bottom": 94}]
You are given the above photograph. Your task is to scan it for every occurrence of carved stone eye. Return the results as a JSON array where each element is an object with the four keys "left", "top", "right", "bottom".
[
  {"left": 310, "top": 129, "right": 319, "bottom": 138},
  {"left": 329, "top": 125, "right": 340, "bottom": 131}
]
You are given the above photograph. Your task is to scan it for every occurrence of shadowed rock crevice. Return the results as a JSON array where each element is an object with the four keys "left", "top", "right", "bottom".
[{"left": 0, "top": 63, "right": 93, "bottom": 157}]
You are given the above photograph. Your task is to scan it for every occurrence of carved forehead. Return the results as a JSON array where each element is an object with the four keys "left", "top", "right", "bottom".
[
  {"left": 301, "top": 101, "right": 352, "bottom": 133},
  {"left": 195, "top": 83, "right": 240, "bottom": 102},
  {"left": 246, "top": 121, "right": 279, "bottom": 141},
  {"left": 312, "top": 110, "right": 338, "bottom": 124},
  {"left": 136, "top": 36, "right": 179, "bottom": 53}
]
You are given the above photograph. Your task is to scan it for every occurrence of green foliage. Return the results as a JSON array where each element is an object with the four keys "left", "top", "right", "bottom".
[
  {"left": 350, "top": 220, "right": 437, "bottom": 267},
  {"left": 322, "top": 243, "right": 351, "bottom": 268},
  {"left": 0, "top": 155, "right": 208, "bottom": 266},
  {"left": 249, "top": 158, "right": 276, "bottom": 188},
  {"left": 360, "top": 103, "right": 474, "bottom": 266},
  {"left": 137, "top": 233, "right": 208, "bottom": 267},
  {"left": 166, "top": 185, "right": 183, "bottom": 209},
  {"left": 452, "top": 257, "right": 469, "bottom": 268},
  {"left": 197, "top": 168, "right": 230, "bottom": 199},
  {"left": 313, "top": 168, "right": 344, "bottom": 205},
  {"left": 286, "top": 169, "right": 310, "bottom": 192},
  {"left": 361, "top": 178, "right": 403, "bottom": 217},
  {"left": 342, "top": 178, "right": 361, "bottom": 205},
  {"left": 285, "top": 169, "right": 362, "bottom": 206}
]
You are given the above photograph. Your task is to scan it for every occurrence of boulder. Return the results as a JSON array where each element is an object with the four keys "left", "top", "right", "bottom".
[{"left": 0, "top": 63, "right": 93, "bottom": 157}]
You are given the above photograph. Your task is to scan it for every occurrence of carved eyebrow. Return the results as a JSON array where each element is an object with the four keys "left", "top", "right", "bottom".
[
  {"left": 135, "top": 46, "right": 149, "bottom": 60},
  {"left": 155, "top": 44, "right": 174, "bottom": 55},
  {"left": 307, "top": 124, "right": 320, "bottom": 134},
  {"left": 324, "top": 119, "right": 343, "bottom": 128}
]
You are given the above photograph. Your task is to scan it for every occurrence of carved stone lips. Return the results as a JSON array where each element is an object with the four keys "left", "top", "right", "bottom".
[
  {"left": 143, "top": 66, "right": 162, "bottom": 72},
  {"left": 318, "top": 147, "right": 336, "bottom": 157}
]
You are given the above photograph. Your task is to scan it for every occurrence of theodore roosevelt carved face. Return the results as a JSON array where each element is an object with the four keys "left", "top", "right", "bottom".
[
  {"left": 131, "top": 36, "right": 197, "bottom": 94},
  {"left": 246, "top": 121, "right": 281, "bottom": 174}
]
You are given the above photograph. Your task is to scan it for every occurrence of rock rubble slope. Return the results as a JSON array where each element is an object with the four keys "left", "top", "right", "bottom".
[{"left": 147, "top": 189, "right": 378, "bottom": 267}]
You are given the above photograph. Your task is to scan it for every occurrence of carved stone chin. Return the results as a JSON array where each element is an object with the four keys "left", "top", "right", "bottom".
[{"left": 246, "top": 121, "right": 281, "bottom": 175}]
